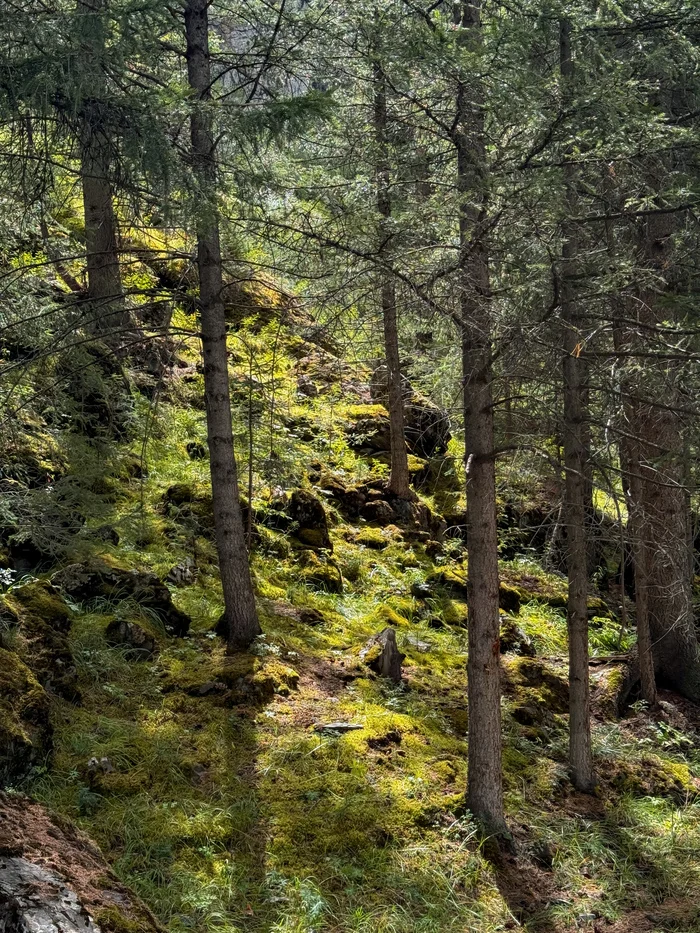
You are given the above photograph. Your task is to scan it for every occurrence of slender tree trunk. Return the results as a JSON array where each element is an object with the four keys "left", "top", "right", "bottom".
[
  {"left": 620, "top": 429, "right": 657, "bottom": 705},
  {"left": 454, "top": 0, "right": 505, "bottom": 835},
  {"left": 560, "top": 19, "right": 594, "bottom": 792},
  {"left": 185, "top": 0, "right": 260, "bottom": 651},
  {"left": 76, "top": 0, "right": 129, "bottom": 341},
  {"left": 373, "top": 59, "right": 411, "bottom": 500}
]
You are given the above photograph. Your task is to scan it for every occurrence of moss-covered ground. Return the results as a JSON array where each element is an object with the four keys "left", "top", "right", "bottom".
[{"left": 2, "top": 306, "right": 698, "bottom": 933}]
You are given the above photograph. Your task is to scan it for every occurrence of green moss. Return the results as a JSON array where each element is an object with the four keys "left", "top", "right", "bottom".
[
  {"left": 343, "top": 403, "right": 388, "bottom": 420},
  {"left": 95, "top": 906, "right": 158, "bottom": 933},
  {"left": 9, "top": 581, "right": 71, "bottom": 629},
  {"left": 356, "top": 527, "right": 389, "bottom": 549},
  {"left": 607, "top": 754, "right": 698, "bottom": 800}
]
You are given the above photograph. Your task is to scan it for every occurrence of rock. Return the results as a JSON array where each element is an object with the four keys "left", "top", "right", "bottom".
[
  {"left": 0, "top": 856, "right": 101, "bottom": 932},
  {"left": 500, "top": 614, "right": 535, "bottom": 657},
  {"left": 370, "top": 366, "right": 452, "bottom": 457},
  {"left": 316, "top": 474, "right": 366, "bottom": 518},
  {"left": 404, "top": 635, "right": 430, "bottom": 653},
  {"left": 348, "top": 414, "right": 393, "bottom": 453},
  {"left": 166, "top": 557, "right": 198, "bottom": 587},
  {"left": 313, "top": 722, "right": 364, "bottom": 733},
  {"left": 90, "top": 524, "right": 120, "bottom": 546},
  {"left": 0, "top": 791, "right": 163, "bottom": 932},
  {"left": 3, "top": 582, "right": 78, "bottom": 701},
  {"left": 498, "top": 584, "right": 522, "bottom": 614},
  {"left": 411, "top": 582, "right": 432, "bottom": 600},
  {"left": 161, "top": 483, "right": 215, "bottom": 538},
  {"left": 361, "top": 500, "right": 396, "bottom": 526},
  {"left": 300, "top": 556, "right": 343, "bottom": 594},
  {"left": 0, "top": 648, "right": 51, "bottom": 787},
  {"left": 297, "top": 374, "right": 319, "bottom": 397},
  {"left": 186, "top": 440, "right": 207, "bottom": 460},
  {"left": 288, "top": 489, "right": 333, "bottom": 550},
  {"left": 52, "top": 559, "right": 191, "bottom": 637},
  {"left": 360, "top": 627, "right": 405, "bottom": 683},
  {"left": 105, "top": 619, "right": 158, "bottom": 660}
]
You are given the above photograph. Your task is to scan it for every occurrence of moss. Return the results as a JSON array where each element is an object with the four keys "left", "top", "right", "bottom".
[
  {"left": 356, "top": 527, "right": 389, "bottom": 550},
  {"left": 607, "top": 754, "right": 699, "bottom": 801},
  {"left": 370, "top": 605, "right": 410, "bottom": 629},
  {"left": 296, "top": 527, "right": 331, "bottom": 549},
  {"left": 0, "top": 646, "right": 51, "bottom": 783},
  {"left": 498, "top": 584, "right": 522, "bottom": 614},
  {"left": 9, "top": 581, "right": 71, "bottom": 630},
  {"left": 344, "top": 403, "right": 388, "bottom": 421},
  {"left": 503, "top": 656, "right": 569, "bottom": 713},
  {"left": 95, "top": 906, "right": 158, "bottom": 933},
  {"left": 300, "top": 560, "right": 343, "bottom": 593}
]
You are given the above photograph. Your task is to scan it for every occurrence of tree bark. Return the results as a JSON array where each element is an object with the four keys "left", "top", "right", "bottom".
[
  {"left": 603, "top": 164, "right": 657, "bottom": 707},
  {"left": 373, "top": 58, "right": 411, "bottom": 500},
  {"left": 185, "top": 0, "right": 260, "bottom": 651},
  {"left": 633, "top": 195, "right": 700, "bottom": 700},
  {"left": 454, "top": 0, "right": 505, "bottom": 835},
  {"left": 76, "top": 0, "right": 129, "bottom": 342},
  {"left": 560, "top": 18, "right": 594, "bottom": 792}
]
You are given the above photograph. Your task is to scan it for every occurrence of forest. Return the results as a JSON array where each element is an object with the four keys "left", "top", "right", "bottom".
[{"left": 1, "top": 0, "right": 700, "bottom": 931}]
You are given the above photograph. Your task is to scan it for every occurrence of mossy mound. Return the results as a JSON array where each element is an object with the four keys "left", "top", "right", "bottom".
[
  {"left": 0, "top": 648, "right": 51, "bottom": 785},
  {"left": 606, "top": 754, "right": 699, "bottom": 801},
  {"left": 2, "top": 581, "right": 78, "bottom": 700},
  {"left": 502, "top": 656, "right": 569, "bottom": 714}
]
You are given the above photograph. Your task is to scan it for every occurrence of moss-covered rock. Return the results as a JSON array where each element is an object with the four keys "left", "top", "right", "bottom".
[
  {"left": 606, "top": 754, "right": 699, "bottom": 801},
  {"left": 52, "top": 559, "right": 191, "bottom": 636},
  {"left": 2, "top": 582, "right": 78, "bottom": 701},
  {"left": 0, "top": 648, "right": 51, "bottom": 786},
  {"left": 289, "top": 489, "right": 333, "bottom": 550},
  {"left": 503, "top": 656, "right": 569, "bottom": 713}
]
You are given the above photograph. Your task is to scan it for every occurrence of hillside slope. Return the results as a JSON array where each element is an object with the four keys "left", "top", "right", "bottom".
[{"left": 1, "top": 289, "right": 700, "bottom": 933}]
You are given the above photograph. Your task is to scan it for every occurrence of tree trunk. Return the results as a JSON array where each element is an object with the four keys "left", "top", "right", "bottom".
[
  {"left": 76, "top": 0, "right": 129, "bottom": 342},
  {"left": 635, "top": 197, "right": 700, "bottom": 700},
  {"left": 620, "top": 430, "right": 657, "bottom": 706},
  {"left": 185, "top": 0, "right": 260, "bottom": 651},
  {"left": 455, "top": 0, "right": 505, "bottom": 835},
  {"left": 604, "top": 164, "right": 657, "bottom": 707},
  {"left": 373, "top": 59, "right": 411, "bottom": 500},
  {"left": 560, "top": 19, "right": 594, "bottom": 792}
]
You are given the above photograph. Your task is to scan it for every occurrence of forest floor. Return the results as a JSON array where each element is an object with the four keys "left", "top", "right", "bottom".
[{"left": 3, "top": 301, "right": 700, "bottom": 933}]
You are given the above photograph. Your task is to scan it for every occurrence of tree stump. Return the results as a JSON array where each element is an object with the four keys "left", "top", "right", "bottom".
[{"left": 361, "top": 627, "right": 404, "bottom": 683}]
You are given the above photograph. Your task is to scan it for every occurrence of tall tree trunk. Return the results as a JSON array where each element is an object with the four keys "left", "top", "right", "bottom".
[
  {"left": 633, "top": 193, "right": 700, "bottom": 699},
  {"left": 603, "top": 165, "right": 657, "bottom": 706},
  {"left": 619, "top": 428, "right": 657, "bottom": 706},
  {"left": 455, "top": 0, "right": 505, "bottom": 835},
  {"left": 373, "top": 59, "right": 411, "bottom": 500},
  {"left": 77, "top": 0, "right": 129, "bottom": 341},
  {"left": 185, "top": 0, "right": 260, "bottom": 651},
  {"left": 560, "top": 19, "right": 594, "bottom": 792}
]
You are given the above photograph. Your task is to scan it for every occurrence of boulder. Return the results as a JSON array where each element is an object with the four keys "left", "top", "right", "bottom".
[
  {"left": 52, "top": 559, "right": 191, "bottom": 636},
  {"left": 0, "top": 649, "right": 51, "bottom": 787},
  {"left": 2, "top": 582, "right": 78, "bottom": 701},
  {"left": 105, "top": 619, "right": 158, "bottom": 660},
  {"left": 370, "top": 366, "right": 451, "bottom": 457},
  {"left": 499, "top": 614, "right": 535, "bottom": 657},
  {"left": 288, "top": 489, "right": 332, "bottom": 550},
  {"left": 161, "top": 483, "right": 215, "bottom": 538},
  {"left": 0, "top": 792, "right": 164, "bottom": 932},
  {"left": 361, "top": 500, "right": 397, "bottom": 526}
]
